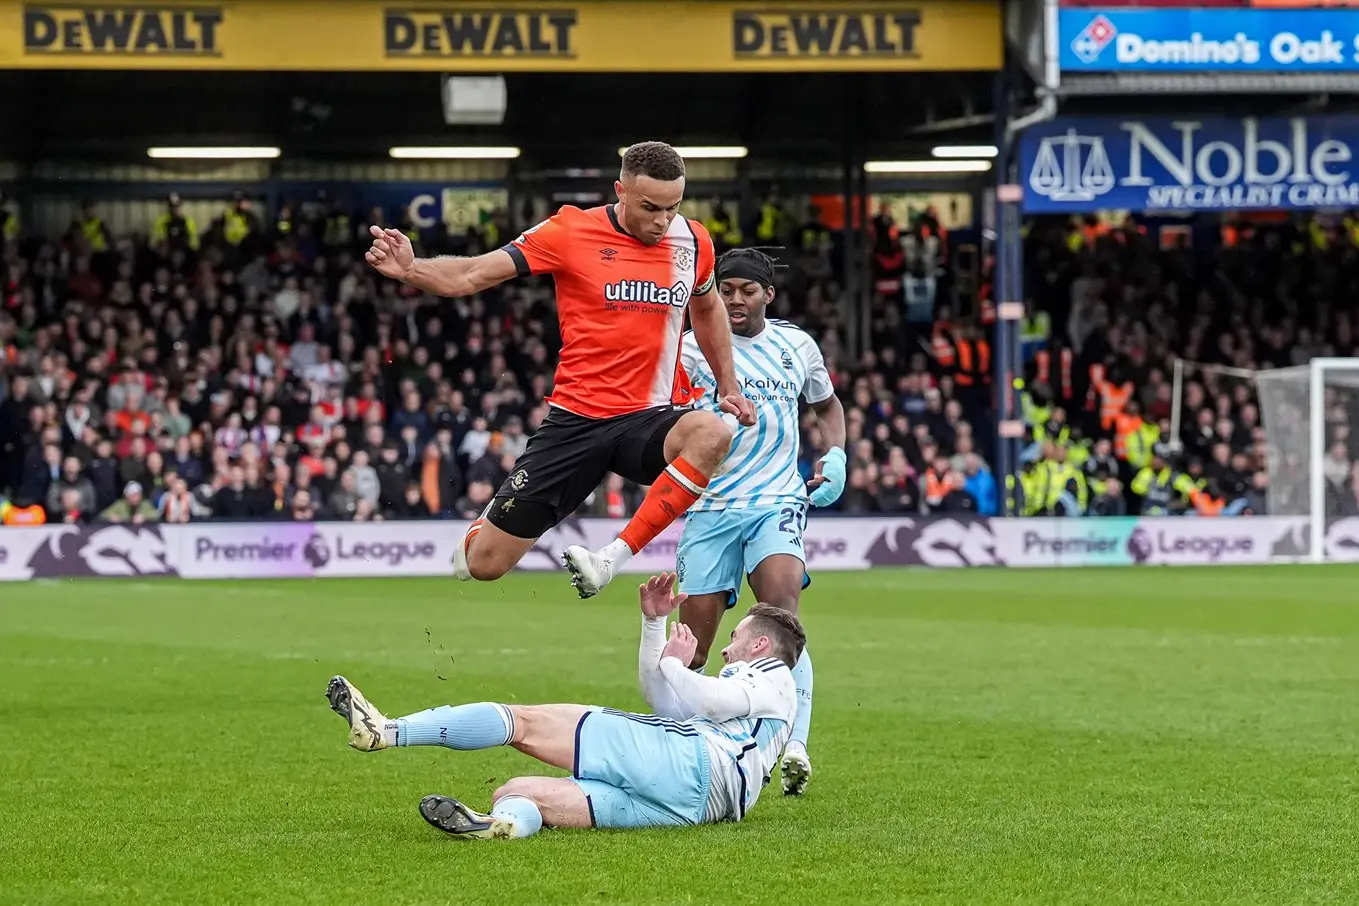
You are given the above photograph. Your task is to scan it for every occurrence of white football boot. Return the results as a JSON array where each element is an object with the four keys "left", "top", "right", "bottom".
[
  {"left": 325, "top": 675, "right": 392, "bottom": 752},
  {"left": 781, "top": 742, "right": 812, "bottom": 796},
  {"left": 561, "top": 545, "right": 619, "bottom": 599}
]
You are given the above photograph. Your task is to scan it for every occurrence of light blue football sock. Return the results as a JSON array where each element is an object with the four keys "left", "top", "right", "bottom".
[
  {"left": 395, "top": 702, "right": 513, "bottom": 749},
  {"left": 491, "top": 795, "right": 544, "bottom": 838},
  {"left": 790, "top": 648, "right": 813, "bottom": 749}
]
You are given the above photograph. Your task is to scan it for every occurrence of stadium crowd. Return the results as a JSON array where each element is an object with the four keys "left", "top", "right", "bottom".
[{"left": 1, "top": 194, "right": 1356, "bottom": 525}]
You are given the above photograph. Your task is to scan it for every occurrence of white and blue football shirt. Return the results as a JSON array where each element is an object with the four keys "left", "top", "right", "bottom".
[{"left": 680, "top": 319, "right": 834, "bottom": 512}]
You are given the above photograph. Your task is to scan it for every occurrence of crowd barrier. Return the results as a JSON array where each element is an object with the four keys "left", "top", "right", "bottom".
[{"left": 2, "top": 515, "right": 1357, "bottom": 581}]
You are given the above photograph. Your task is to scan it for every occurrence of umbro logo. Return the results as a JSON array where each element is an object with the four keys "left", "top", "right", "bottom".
[{"left": 600, "top": 248, "right": 618, "bottom": 260}]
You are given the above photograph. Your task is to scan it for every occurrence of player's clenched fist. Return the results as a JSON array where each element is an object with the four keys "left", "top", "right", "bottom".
[
  {"left": 365, "top": 225, "right": 415, "bottom": 280},
  {"left": 718, "top": 391, "right": 757, "bottom": 427}
]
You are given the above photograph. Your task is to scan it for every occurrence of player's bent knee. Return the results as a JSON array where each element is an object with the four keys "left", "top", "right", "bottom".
[
  {"left": 682, "top": 412, "right": 732, "bottom": 456},
  {"left": 492, "top": 777, "right": 542, "bottom": 803},
  {"left": 696, "top": 415, "right": 734, "bottom": 457},
  {"left": 464, "top": 540, "right": 514, "bottom": 581},
  {"left": 494, "top": 777, "right": 591, "bottom": 829}
]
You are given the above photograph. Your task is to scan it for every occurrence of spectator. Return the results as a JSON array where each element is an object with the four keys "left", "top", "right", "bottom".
[
  {"left": 19, "top": 442, "right": 61, "bottom": 507},
  {"left": 935, "top": 470, "right": 978, "bottom": 514},
  {"left": 424, "top": 432, "right": 464, "bottom": 515},
  {"left": 328, "top": 470, "right": 362, "bottom": 520},
  {"left": 390, "top": 389, "right": 430, "bottom": 445},
  {"left": 500, "top": 416, "right": 529, "bottom": 459},
  {"left": 168, "top": 434, "right": 206, "bottom": 487},
  {"left": 54, "top": 486, "right": 90, "bottom": 524},
  {"left": 212, "top": 465, "right": 263, "bottom": 520},
  {"left": 962, "top": 454, "right": 998, "bottom": 517},
  {"left": 453, "top": 479, "right": 494, "bottom": 520},
  {"left": 392, "top": 482, "right": 432, "bottom": 519},
  {"left": 353, "top": 496, "right": 381, "bottom": 522},
  {"left": 159, "top": 475, "right": 201, "bottom": 523},
  {"left": 376, "top": 443, "right": 411, "bottom": 515},
  {"left": 289, "top": 488, "right": 323, "bottom": 521},
  {"left": 119, "top": 435, "right": 153, "bottom": 490},
  {"left": 459, "top": 417, "right": 491, "bottom": 466},
  {"left": 347, "top": 449, "right": 380, "bottom": 506},
  {"left": 1088, "top": 476, "right": 1127, "bottom": 517},
  {"left": 100, "top": 481, "right": 159, "bottom": 524},
  {"left": 87, "top": 437, "right": 120, "bottom": 511},
  {"left": 45, "top": 455, "right": 96, "bottom": 520}
]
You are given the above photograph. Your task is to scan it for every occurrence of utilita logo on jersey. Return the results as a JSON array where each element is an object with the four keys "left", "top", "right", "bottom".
[{"left": 603, "top": 279, "right": 690, "bottom": 309}]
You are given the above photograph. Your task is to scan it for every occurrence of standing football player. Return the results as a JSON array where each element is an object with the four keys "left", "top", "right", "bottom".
[
  {"left": 365, "top": 142, "right": 755, "bottom": 591},
  {"left": 574, "top": 247, "right": 845, "bottom": 795}
]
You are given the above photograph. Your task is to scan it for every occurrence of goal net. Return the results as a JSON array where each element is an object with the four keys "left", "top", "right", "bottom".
[
  {"left": 1255, "top": 359, "right": 1359, "bottom": 561},
  {"left": 1172, "top": 358, "right": 1359, "bottom": 561}
]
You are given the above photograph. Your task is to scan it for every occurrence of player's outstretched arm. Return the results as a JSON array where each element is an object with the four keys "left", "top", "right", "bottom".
[
  {"left": 365, "top": 225, "right": 518, "bottom": 297},
  {"left": 638, "top": 574, "right": 694, "bottom": 720},
  {"left": 690, "top": 286, "right": 756, "bottom": 426}
]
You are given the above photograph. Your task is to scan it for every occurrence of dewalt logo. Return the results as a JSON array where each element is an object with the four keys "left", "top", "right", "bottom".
[
  {"left": 385, "top": 8, "right": 577, "bottom": 59},
  {"left": 733, "top": 9, "right": 922, "bottom": 59},
  {"left": 23, "top": 4, "right": 223, "bottom": 56}
]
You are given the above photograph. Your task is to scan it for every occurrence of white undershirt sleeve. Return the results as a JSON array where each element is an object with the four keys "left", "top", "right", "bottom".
[
  {"left": 639, "top": 617, "right": 693, "bottom": 720},
  {"left": 658, "top": 657, "right": 753, "bottom": 722}
]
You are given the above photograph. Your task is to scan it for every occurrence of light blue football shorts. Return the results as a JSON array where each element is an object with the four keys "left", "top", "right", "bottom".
[
  {"left": 676, "top": 504, "right": 812, "bottom": 607},
  {"left": 569, "top": 708, "right": 712, "bottom": 828}
]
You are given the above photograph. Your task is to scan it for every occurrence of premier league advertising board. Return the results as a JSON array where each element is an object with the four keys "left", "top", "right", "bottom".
[
  {"left": 1060, "top": 5, "right": 1359, "bottom": 72},
  {"left": 0, "top": 516, "right": 1351, "bottom": 582},
  {"left": 1019, "top": 115, "right": 1359, "bottom": 213}
]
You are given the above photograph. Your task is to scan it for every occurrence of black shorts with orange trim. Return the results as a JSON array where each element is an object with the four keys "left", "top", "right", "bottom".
[{"left": 486, "top": 405, "right": 687, "bottom": 539}]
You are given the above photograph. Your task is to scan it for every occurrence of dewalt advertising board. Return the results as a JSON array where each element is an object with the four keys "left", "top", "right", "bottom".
[{"left": 0, "top": 1, "right": 1001, "bottom": 71}]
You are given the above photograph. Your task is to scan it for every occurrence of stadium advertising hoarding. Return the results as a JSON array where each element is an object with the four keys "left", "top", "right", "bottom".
[
  {"left": 0, "top": 516, "right": 1348, "bottom": 581},
  {"left": 0, "top": 1, "right": 1001, "bottom": 71},
  {"left": 1060, "top": 3, "right": 1359, "bottom": 72},
  {"left": 1019, "top": 115, "right": 1359, "bottom": 214}
]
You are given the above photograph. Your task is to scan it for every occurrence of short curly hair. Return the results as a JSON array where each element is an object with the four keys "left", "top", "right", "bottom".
[
  {"left": 620, "top": 141, "right": 686, "bottom": 182},
  {"left": 744, "top": 603, "right": 806, "bottom": 667}
]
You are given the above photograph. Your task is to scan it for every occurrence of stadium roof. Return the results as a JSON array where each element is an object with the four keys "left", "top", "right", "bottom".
[{"left": 0, "top": 69, "right": 998, "bottom": 165}]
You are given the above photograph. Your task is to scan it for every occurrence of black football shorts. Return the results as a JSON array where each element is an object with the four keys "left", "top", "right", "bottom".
[{"left": 486, "top": 405, "right": 688, "bottom": 539}]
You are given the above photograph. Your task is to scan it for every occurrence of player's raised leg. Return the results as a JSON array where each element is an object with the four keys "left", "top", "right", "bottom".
[
  {"left": 325, "top": 675, "right": 589, "bottom": 769},
  {"left": 749, "top": 547, "right": 815, "bottom": 796},
  {"left": 563, "top": 408, "right": 734, "bottom": 597}
]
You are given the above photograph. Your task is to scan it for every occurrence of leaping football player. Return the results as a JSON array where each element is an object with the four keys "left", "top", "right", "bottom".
[
  {"left": 365, "top": 142, "right": 756, "bottom": 594},
  {"left": 578, "top": 248, "right": 847, "bottom": 795},
  {"left": 324, "top": 573, "right": 803, "bottom": 838}
]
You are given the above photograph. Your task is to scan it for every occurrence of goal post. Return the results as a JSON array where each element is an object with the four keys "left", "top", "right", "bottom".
[
  {"left": 1255, "top": 358, "right": 1359, "bottom": 563},
  {"left": 1171, "top": 357, "right": 1359, "bottom": 562},
  {"left": 1168, "top": 358, "right": 1261, "bottom": 455}
]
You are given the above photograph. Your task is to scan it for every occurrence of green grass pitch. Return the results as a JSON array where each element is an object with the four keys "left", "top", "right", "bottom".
[{"left": 4, "top": 566, "right": 1359, "bottom": 905}]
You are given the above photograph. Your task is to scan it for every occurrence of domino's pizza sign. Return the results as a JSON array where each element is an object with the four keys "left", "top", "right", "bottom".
[
  {"left": 1070, "top": 15, "right": 1118, "bottom": 65},
  {"left": 1060, "top": 7, "right": 1359, "bottom": 72},
  {"left": 1019, "top": 116, "right": 1359, "bottom": 214}
]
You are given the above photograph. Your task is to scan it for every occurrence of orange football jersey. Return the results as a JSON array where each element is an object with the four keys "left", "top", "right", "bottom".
[{"left": 503, "top": 205, "right": 716, "bottom": 420}]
